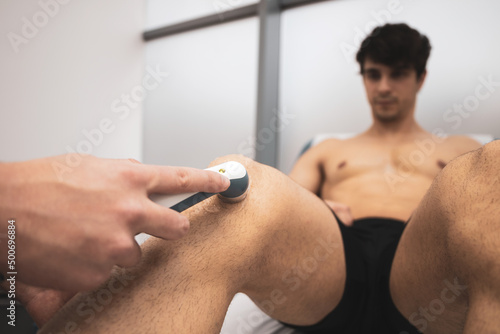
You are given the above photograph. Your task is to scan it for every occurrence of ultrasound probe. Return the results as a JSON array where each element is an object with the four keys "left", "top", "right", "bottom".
[{"left": 150, "top": 161, "right": 249, "bottom": 212}]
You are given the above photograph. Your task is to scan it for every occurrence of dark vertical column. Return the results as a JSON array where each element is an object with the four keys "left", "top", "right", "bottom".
[{"left": 255, "top": 0, "right": 281, "bottom": 167}]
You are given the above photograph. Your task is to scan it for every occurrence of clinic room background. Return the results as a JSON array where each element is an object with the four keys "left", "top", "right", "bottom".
[{"left": 1, "top": 0, "right": 499, "bottom": 175}]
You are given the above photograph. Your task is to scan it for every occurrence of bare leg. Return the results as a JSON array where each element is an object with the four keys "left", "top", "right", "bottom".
[
  {"left": 391, "top": 141, "right": 500, "bottom": 333},
  {"left": 39, "top": 155, "right": 346, "bottom": 334}
]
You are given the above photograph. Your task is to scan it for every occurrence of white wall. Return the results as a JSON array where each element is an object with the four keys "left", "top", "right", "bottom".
[
  {"left": 143, "top": 1, "right": 259, "bottom": 168},
  {"left": 279, "top": 0, "right": 500, "bottom": 173},
  {"left": 6, "top": 0, "right": 496, "bottom": 172},
  {"left": 0, "top": 0, "right": 145, "bottom": 162}
]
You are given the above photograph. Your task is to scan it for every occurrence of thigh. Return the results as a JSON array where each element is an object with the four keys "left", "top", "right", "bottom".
[
  {"left": 390, "top": 209, "right": 469, "bottom": 334},
  {"left": 389, "top": 161, "right": 473, "bottom": 333}
]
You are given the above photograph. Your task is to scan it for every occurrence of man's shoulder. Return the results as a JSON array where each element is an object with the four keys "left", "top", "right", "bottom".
[
  {"left": 441, "top": 135, "right": 482, "bottom": 155},
  {"left": 308, "top": 136, "right": 370, "bottom": 164},
  {"left": 313, "top": 136, "right": 361, "bottom": 152},
  {"left": 313, "top": 137, "right": 344, "bottom": 149}
]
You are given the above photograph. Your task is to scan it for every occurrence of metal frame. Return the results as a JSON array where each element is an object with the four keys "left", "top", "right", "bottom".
[
  {"left": 255, "top": 0, "right": 281, "bottom": 166},
  {"left": 143, "top": 4, "right": 258, "bottom": 41},
  {"left": 143, "top": 0, "right": 332, "bottom": 167}
]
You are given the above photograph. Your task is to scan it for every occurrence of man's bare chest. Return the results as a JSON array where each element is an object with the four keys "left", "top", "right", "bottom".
[{"left": 322, "top": 141, "right": 451, "bottom": 185}]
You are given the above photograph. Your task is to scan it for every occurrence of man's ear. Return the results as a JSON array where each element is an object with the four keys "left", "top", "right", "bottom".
[{"left": 417, "top": 70, "right": 427, "bottom": 91}]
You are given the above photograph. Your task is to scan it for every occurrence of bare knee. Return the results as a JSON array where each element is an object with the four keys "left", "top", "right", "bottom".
[
  {"left": 440, "top": 142, "right": 500, "bottom": 296},
  {"left": 144, "top": 157, "right": 286, "bottom": 293},
  {"left": 436, "top": 140, "right": 499, "bottom": 231},
  {"left": 476, "top": 140, "right": 500, "bottom": 175},
  {"left": 455, "top": 141, "right": 500, "bottom": 195},
  {"left": 483, "top": 138, "right": 500, "bottom": 152},
  {"left": 186, "top": 153, "right": 296, "bottom": 261},
  {"left": 433, "top": 141, "right": 498, "bottom": 208}
]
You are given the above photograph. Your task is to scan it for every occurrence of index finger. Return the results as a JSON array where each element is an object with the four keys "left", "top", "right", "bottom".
[{"left": 144, "top": 165, "right": 230, "bottom": 195}]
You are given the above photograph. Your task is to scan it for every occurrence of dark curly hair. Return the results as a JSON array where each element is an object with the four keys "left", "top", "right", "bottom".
[{"left": 356, "top": 23, "right": 431, "bottom": 79}]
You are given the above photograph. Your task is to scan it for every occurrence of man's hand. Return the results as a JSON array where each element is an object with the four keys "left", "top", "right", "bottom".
[
  {"left": 0, "top": 154, "right": 229, "bottom": 292},
  {"left": 324, "top": 200, "right": 354, "bottom": 226}
]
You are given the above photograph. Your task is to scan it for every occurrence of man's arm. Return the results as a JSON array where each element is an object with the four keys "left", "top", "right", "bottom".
[
  {"left": 288, "top": 140, "right": 335, "bottom": 195},
  {"left": 289, "top": 139, "right": 354, "bottom": 225}
]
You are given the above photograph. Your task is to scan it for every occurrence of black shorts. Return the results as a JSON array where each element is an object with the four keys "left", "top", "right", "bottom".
[{"left": 281, "top": 213, "right": 420, "bottom": 333}]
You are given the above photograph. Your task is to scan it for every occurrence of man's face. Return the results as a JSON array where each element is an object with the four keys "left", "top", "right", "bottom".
[{"left": 362, "top": 59, "right": 425, "bottom": 123}]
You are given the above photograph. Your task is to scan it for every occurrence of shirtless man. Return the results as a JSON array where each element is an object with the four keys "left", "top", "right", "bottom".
[
  {"left": 18, "top": 24, "right": 500, "bottom": 333},
  {"left": 290, "top": 23, "right": 480, "bottom": 224}
]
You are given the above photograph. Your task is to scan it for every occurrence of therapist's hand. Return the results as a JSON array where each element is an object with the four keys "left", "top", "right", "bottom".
[{"left": 0, "top": 154, "right": 230, "bottom": 292}]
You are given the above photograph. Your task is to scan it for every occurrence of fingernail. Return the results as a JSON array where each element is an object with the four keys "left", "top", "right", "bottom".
[{"left": 220, "top": 174, "right": 230, "bottom": 189}]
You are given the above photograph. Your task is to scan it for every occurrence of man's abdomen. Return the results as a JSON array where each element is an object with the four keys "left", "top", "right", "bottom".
[{"left": 321, "top": 173, "right": 432, "bottom": 221}]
